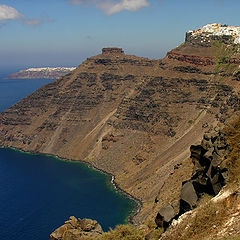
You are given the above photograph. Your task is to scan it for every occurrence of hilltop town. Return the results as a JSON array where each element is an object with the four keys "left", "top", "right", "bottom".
[{"left": 186, "top": 23, "right": 240, "bottom": 46}]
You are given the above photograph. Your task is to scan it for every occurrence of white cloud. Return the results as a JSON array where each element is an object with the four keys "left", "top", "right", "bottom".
[
  {"left": 0, "top": 4, "right": 23, "bottom": 21},
  {"left": 67, "top": 0, "right": 150, "bottom": 14},
  {"left": 0, "top": 4, "right": 52, "bottom": 26},
  {"left": 99, "top": 0, "right": 150, "bottom": 15}
]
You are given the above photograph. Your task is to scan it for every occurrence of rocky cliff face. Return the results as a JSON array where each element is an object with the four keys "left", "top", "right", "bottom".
[{"left": 1, "top": 25, "right": 240, "bottom": 225}]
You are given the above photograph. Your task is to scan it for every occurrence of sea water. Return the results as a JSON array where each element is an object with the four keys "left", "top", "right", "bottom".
[{"left": 0, "top": 69, "right": 137, "bottom": 240}]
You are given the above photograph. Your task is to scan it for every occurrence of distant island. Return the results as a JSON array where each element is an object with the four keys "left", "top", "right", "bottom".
[{"left": 8, "top": 67, "right": 77, "bottom": 79}]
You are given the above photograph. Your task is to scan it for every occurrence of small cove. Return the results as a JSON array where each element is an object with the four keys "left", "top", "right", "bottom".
[{"left": 0, "top": 69, "right": 137, "bottom": 240}]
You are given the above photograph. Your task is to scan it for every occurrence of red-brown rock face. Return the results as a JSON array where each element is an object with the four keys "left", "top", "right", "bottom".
[{"left": 167, "top": 51, "right": 214, "bottom": 66}]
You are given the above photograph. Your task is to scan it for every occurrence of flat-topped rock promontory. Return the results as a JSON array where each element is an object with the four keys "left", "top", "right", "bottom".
[{"left": 102, "top": 47, "right": 125, "bottom": 55}]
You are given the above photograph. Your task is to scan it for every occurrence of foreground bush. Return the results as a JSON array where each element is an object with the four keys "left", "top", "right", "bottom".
[{"left": 97, "top": 224, "right": 145, "bottom": 240}]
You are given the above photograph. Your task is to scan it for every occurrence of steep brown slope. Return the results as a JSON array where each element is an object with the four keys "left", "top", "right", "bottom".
[{"left": 1, "top": 34, "right": 240, "bottom": 225}]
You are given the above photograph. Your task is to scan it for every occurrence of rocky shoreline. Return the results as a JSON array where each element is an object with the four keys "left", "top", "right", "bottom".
[{"left": 1, "top": 146, "right": 142, "bottom": 224}]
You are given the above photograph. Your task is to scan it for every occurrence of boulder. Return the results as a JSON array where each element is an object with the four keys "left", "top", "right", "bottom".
[
  {"left": 212, "top": 182, "right": 222, "bottom": 195},
  {"left": 180, "top": 182, "right": 198, "bottom": 208},
  {"left": 201, "top": 138, "right": 212, "bottom": 150},
  {"left": 155, "top": 204, "right": 176, "bottom": 229},
  {"left": 211, "top": 152, "right": 222, "bottom": 167},
  {"left": 193, "top": 172, "right": 209, "bottom": 186},
  {"left": 210, "top": 173, "right": 219, "bottom": 185},
  {"left": 203, "top": 147, "right": 214, "bottom": 159},
  {"left": 221, "top": 170, "right": 229, "bottom": 182},
  {"left": 214, "top": 137, "right": 227, "bottom": 150},
  {"left": 190, "top": 145, "right": 203, "bottom": 160}
]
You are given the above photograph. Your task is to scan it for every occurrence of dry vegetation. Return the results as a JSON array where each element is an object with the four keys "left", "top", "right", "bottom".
[
  {"left": 176, "top": 195, "right": 230, "bottom": 240},
  {"left": 97, "top": 225, "right": 145, "bottom": 240},
  {"left": 94, "top": 224, "right": 163, "bottom": 240},
  {"left": 224, "top": 115, "right": 240, "bottom": 185}
]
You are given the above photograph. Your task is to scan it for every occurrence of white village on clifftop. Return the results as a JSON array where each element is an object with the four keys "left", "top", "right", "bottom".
[{"left": 188, "top": 23, "right": 240, "bottom": 44}]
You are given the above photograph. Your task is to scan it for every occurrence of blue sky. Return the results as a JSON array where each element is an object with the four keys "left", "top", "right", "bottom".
[{"left": 0, "top": 0, "right": 239, "bottom": 68}]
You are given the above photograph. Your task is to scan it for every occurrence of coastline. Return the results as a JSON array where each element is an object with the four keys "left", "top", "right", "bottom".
[{"left": 0, "top": 146, "right": 142, "bottom": 225}]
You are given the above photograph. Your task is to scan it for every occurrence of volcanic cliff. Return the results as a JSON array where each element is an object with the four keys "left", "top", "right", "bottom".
[{"left": 1, "top": 24, "right": 240, "bottom": 227}]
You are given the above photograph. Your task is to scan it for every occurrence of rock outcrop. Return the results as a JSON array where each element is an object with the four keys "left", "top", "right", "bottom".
[
  {"left": 102, "top": 47, "right": 124, "bottom": 55},
  {"left": 155, "top": 128, "right": 229, "bottom": 229},
  {"left": 50, "top": 217, "right": 103, "bottom": 240},
  {"left": 155, "top": 204, "right": 177, "bottom": 230},
  {"left": 180, "top": 128, "right": 229, "bottom": 210}
]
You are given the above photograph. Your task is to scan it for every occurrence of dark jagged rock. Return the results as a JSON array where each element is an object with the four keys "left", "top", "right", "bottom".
[
  {"left": 180, "top": 182, "right": 198, "bottom": 208},
  {"left": 180, "top": 128, "right": 229, "bottom": 208},
  {"left": 155, "top": 204, "right": 176, "bottom": 229},
  {"left": 155, "top": 128, "right": 229, "bottom": 230}
]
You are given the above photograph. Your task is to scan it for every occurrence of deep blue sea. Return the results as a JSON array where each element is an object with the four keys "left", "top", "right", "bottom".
[{"left": 0, "top": 69, "right": 136, "bottom": 240}]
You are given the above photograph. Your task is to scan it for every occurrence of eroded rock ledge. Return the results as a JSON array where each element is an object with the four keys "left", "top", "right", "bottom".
[
  {"left": 50, "top": 216, "right": 103, "bottom": 240},
  {"left": 102, "top": 47, "right": 124, "bottom": 55}
]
